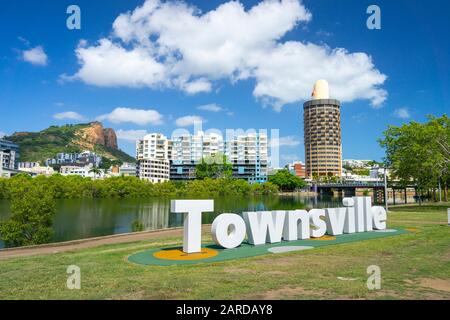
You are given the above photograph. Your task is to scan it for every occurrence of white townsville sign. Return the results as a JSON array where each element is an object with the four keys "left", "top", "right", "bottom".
[{"left": 171, "top": 197, "right": 387, "bottom": 254}]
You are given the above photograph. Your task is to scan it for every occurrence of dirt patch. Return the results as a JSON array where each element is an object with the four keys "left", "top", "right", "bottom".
[
  {"left": 441, "top": 249, "right": 450, "bottom": 262},
  {"left": 256, "top": 286, "right": 325, "bottom": 300},
  {"left": 417, "top": 278, "right": 450, "bottom": 292}
]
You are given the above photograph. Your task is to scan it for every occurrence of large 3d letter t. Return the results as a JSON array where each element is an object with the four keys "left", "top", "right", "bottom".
[{"left": 171, "top": 200, "right": 214, "bottom": 253}]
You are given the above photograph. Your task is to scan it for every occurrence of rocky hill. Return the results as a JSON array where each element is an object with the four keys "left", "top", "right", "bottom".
[{"left": 7, "top": 122, "right": 135, "bottom": 165}]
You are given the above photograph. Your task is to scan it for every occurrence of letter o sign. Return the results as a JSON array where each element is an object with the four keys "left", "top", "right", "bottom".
[{"left": 211, "top": 214, "right": 246, "bottom": 249}]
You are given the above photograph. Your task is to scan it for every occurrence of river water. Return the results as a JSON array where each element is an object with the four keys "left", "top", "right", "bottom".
[{"left": 0, "top": 195, "right": 344, "bottom": 248}]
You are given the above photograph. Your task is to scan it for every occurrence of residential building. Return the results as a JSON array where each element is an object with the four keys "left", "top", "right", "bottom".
[
  {"left": 286, "top": 161, "right": 306, "bottom": 178},
  {"left": 0, "top": 139, "right": 19, "bottom": 170},
  {"left": 136, "top": 133, "right": 170, "bottom": 183},
  {"left": 303, "top": 80, "right": 342, "bottom": 178},
  {"left": 119, "top": 162, "right": 137, "bottom": 176},
  {"left": 60, "top": 164, "right": 104, "bottom": 179},
  {"left": 342, "top": 159, "right": 372, "bottom": 169},
  {"left": 225, "top": 131, "right": 268, "bottom": 183},
  {"left": 18, "top": 162, "right": 40, "bottom": 169},
  {"left": 20, "top": 165, "right": 55, "bottom": 176},
  {"left": 45, "top": 150, "right": 102, "bottom": 167},
  {"left": 169, "top": 131, "right": 224, "bottom": 180}
]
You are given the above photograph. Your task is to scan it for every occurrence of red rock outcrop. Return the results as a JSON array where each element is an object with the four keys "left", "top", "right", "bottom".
[{"left": 77, "top": 122, "right": 118, "bottom": 150}]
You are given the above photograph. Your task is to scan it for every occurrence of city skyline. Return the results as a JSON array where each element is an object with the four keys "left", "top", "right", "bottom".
[{"left": 1, "top": 0, "right": 449, "bottom": 166}]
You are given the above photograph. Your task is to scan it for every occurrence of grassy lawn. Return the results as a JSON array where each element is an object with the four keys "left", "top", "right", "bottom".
[{"left": 0, "top": 204, "right": 449, "bottom": 300}]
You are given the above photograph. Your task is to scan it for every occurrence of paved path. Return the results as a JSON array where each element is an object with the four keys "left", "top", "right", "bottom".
[{"left": 0, "top": 225, "right": 211, "bottom": 261}]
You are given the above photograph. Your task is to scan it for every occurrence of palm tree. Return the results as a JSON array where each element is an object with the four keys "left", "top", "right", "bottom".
[{"left": 89, "top": 166, "right": 102, "bottom": 180}]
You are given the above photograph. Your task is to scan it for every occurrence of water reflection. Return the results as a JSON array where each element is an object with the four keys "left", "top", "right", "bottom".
[{"left": 0, "top": 195, "right": 343, "bottom": 247}]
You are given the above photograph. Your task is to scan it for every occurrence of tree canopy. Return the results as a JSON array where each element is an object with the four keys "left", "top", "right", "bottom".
[
  {"left": 0, "top": 175, "right": 56, "bottom": 247},
  {"left": 379, "top": 114, "right": 450, "bottom": 200},
  {"left": 269, "top": 169, "right": 307, "bottom": 191},
  {"left": 195, "top": 153, "right": 232, "bottom": 180}
]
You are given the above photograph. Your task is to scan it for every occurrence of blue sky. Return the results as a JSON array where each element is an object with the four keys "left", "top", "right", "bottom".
[{"left": 0, "top": 0, "right": 449, "bottom": 166}]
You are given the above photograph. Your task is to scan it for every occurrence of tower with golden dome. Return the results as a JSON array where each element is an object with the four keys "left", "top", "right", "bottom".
[{"left": 303, "top": 80, "right": 342, "bottom": 178}]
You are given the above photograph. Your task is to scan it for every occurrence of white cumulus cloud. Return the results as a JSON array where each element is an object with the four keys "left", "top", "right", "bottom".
[
  {"left": 175, "top": 115, "right": 205, "bottom": 127},
  {"left": 66, "top": 0, "right": 387, "bottom": 110},
  {"left": 393, "top": 108, "right": 410, "bottom": 119},
  {"left": 197, "top": 103, "right": 223, "bottom": 112},
  {"left": 0, "top": 132, "right": 7, "bottom": 138},
  {"left": 116, "top": 129, "right": 149, "bottom": 141},
  {"left": 53, "top": 111, "right": 85, "bottom": 121},
  {"left": 22, "top": 46, "right": 48, "bottom": 66},
  {"left": 96, "top": 107, "right": 163, "bottom": 126}
]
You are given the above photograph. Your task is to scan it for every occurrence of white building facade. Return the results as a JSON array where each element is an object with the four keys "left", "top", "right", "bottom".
[
  {"left": 225, "top": 132, "right": 268, "bottom": 183},
  {"left": 169, "top": 131, "right": 224, "bottom": 180},
  {"left": 60, "top": 165, "right": 104, "bottom": 179},
  {"left": 136, "top": 133, "right": 170, "bottom": 183}
]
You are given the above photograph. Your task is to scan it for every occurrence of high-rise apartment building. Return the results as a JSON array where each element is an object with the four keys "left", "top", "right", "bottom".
[
  {"left": 136, "top": 133, "right": 170, "bottom": 183},
  {"left": 167, "top": 131, "right": 268, "bottom": 183},
  {"left": 169, "top": 131, "right": 224, "bottom": 180},
  {"left": 225, "top": 132, "right": 268, "bottom": 183},
  {"left": 303, "top": 80, "right": 342, "bottom": 178}
]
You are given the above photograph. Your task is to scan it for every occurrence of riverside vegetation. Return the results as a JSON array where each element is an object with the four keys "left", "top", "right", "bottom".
[
  {"left": 0, "top": 174, "right": 279, "bottom": 200},
  {"left": 0, "top": 174, "right": 279, "bottom": 247}
]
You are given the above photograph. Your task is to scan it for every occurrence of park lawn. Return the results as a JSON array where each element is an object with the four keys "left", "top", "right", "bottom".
[{"left": 0, "top": 204, "right": 449, "bottom": 300}]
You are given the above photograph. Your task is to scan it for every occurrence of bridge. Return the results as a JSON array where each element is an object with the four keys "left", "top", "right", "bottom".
[{"left": 309, "top": 180, "right": 417, "bottom": 205}]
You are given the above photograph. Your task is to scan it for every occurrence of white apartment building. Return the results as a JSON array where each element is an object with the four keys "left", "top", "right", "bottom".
[
  {"left": 225, "top": 132, "right": 268, "bottom": 183},
  {"left": 119, "top": 162, "right": 137, "bottom": 177},
  {"left": 20, "top": 165, "right": 55, "bottom": 176},
  {"left": 170, "top": 131, "right": 223, "bottom": 163},
  {"left": 60, "top": 165, "right": 104, "bottom": 179},
  {"left": 136, "top": 133, "right": 170, "bottom": 183},
  {"left": 169, "top": 131, "right": 224, "bottom": 180}
]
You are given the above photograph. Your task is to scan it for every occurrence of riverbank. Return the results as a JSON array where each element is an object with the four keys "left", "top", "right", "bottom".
[
  {"left": 278, "top": 191, "right": 318, "bottom": 196},
  {"left": 0, "top": 204, "right": 449, "bottom": 299}
]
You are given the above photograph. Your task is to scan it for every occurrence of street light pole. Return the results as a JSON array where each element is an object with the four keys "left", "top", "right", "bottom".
[{"left": 384, "top": 167, "right": 388, "bottom": 212}]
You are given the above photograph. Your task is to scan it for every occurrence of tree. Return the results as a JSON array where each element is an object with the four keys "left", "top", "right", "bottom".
[
  {"left": 379, "top": 115, "right": 450, "bottom": 203},
  {"left": 89, "top": 166, "right": 103, "bottom": 180},
  {"left": 100, "top": 157, "right": 122, "bottom": 170},
  {"left": 0, "top": 182, "right": 56, "bottom": 247},
  {"left": 269, "top": 169, "right": 307, "bottom": 192},
  {"left": 195, "top": 153, "right": 232, "bottom": 180}
]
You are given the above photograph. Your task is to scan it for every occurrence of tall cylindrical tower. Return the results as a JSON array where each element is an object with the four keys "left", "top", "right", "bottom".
[{"left": 303, "top": 80, "right": 342, "bottom": 178}]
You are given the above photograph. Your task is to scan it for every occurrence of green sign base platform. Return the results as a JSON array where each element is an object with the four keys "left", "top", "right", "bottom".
[{"left": 128, "top": 229, "right": 408, "bottom": 266}]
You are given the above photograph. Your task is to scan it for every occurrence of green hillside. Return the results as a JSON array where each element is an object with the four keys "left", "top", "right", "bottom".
[{"left": 6, "top": 123, "right": 135, "bottom": 165}]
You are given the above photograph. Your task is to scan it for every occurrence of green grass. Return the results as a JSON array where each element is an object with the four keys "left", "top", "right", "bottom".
[{"left": 0, "top": 204, "right": 449, "bottom": 300}]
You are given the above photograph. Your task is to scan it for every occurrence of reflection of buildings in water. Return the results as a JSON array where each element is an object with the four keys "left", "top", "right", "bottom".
[{"left": 137, "top": 200, "right": 171, "bottom": 231}]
